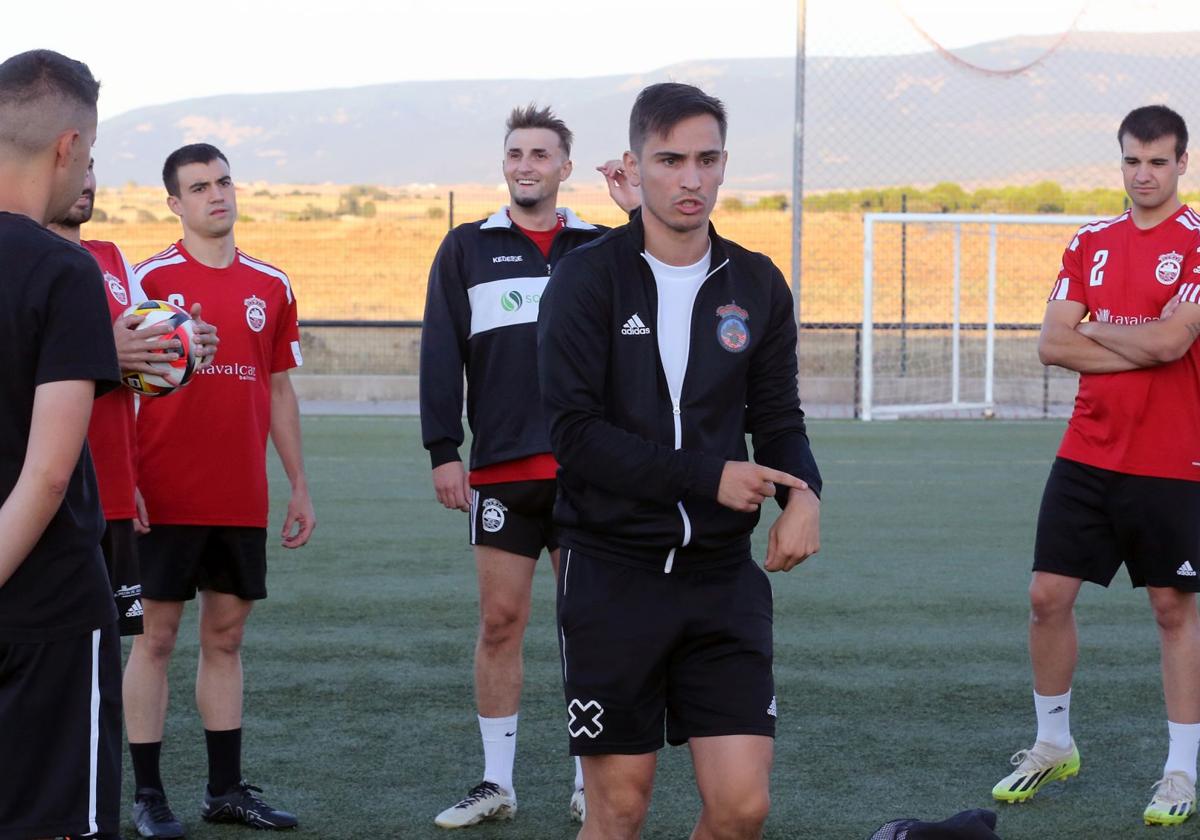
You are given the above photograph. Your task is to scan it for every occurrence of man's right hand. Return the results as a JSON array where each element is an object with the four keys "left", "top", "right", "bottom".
[
  {"left": 432, "top": 461, "right": 471, "bottom": 512},
  {"left": 113, "top": 313, "right": 179, "bottom": 373},
  {"left": 716, "top": 461, "right": 808, "bottom": 513}
]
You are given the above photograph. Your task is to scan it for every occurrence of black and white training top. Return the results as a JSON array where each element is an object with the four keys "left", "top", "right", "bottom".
[
  {"left": 419, "top": 207, "right": 608, "bottom": 472},
  {"left": 537, "top": 210, "right": 822, "bottom": 573}
]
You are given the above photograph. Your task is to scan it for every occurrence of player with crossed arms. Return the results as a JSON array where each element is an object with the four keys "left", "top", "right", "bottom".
[{"left": 992, "top": 104, "right": 1200, "bottom": 827}]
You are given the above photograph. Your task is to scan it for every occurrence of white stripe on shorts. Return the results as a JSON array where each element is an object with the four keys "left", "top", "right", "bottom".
[
  {"left": 469, "top": 490, "right": 479, "bottom": 545},
  {"left": 88, "top": 627, "right": 101, "bottom": 834}
]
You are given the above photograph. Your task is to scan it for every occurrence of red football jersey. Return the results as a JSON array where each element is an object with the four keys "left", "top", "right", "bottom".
[
  {"left": 1049, "top": 205, "right": 1200, "bottom": 481},
  {"left": 134, "top": 242, "right": 302, "bottom": 526},
  {"left": 82, "top": 240, "right": 142, "bottom": 520}
]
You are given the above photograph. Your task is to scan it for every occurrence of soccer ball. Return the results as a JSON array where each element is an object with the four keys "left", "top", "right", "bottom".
[{"left": 120, "top": 300, "right": 199, "bottom": 397}]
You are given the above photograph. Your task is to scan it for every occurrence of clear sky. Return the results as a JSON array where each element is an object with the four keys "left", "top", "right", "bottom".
[{"left": 3, "top": 0, "right": 1195, "bottom": 120}]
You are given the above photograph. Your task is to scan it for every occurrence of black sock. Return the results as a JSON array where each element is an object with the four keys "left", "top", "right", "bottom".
[
  {"left": 129, "top": 741, "right": 164, "bottom": 796},
  {"left": 204, "top": 728, "right": 242, "bottom": 795}
]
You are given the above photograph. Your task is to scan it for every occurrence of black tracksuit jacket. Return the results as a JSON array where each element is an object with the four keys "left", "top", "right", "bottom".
[
  {"left": 420, "top": 207, "right": 606, "bottom": 470},
  {"left": 537, "top": 212, "right": 822, "bottom": 572}
]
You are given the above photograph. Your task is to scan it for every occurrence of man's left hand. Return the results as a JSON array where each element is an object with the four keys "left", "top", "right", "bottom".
[
  {"left": 597, "top": 160, "right": 640, "bottom": 214},
  {"left": 281, "top": 486, "right": 316, "bottom": 548},
  {"left": 190, "top": 303, "right": 219, "bottom": 367},
  {"left": 765, "top": 487, "right": 820, "bottom": 572}
]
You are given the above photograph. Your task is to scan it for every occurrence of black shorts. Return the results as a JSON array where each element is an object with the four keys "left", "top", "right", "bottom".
[
  {"left": 139, "top": 525, "right": 268, "bottom": 602},
  {"left": 1034, "top": 458, "right": 1200, "bottom": 590},
  {"left": 0, "top": 623, "right": 121, "bottom": 840},
  {"left": 469, "top": 480, "right": 557, "bottom": 559},
  {"left": 101, "top": 519, "right": 143, "bottom": 636},
  {"left": 557, "top": 549, "right": 775, "bottom": 755}
]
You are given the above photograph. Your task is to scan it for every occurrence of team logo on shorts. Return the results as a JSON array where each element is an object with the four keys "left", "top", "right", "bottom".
[
  {"left": 567, "top": 698, "right": 604, "bottom": 739},
  {"left": 1156, "top": 251, "right": 1183, "bottom": 285},
  {"left": 104, "top": 272, "right": 128, "bottom": 306},
  {"left": 716, "top": 302, "right": 750, "bottom": 353},
  {"left": 244, "top": 295, "right": 267, "bottom": 332},
  {"left": 480, "top": 497, "right": 507, "bottom": 532}
]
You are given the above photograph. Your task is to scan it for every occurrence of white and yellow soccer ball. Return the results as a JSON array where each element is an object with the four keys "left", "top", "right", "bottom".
[{"left": 120, "top": 300, "right": 199, "bottom": 397}]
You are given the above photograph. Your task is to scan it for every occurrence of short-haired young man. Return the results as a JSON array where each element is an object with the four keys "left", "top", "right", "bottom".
[
  {"left": 991, "top": 104, "right": 1200, "bottom": 826},
  {"left": 122, "top": 143, "right": 314, "bottom": 837},
  {"left": 421, "top": 104, "right": 638, "bottom": 828},
  {"left": 538, "top": 82, "right": 823, "bottom": 840},
  {"left": 0, "top": 49, "right": 123, "bottom": 840},
  {"left": 49, "top": 158, "right": 219, "bottom": 641}
]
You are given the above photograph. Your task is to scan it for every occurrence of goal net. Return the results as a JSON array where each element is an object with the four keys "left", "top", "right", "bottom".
[{"left": 860, "top": 212, "right": 1096, "bottom": 420}]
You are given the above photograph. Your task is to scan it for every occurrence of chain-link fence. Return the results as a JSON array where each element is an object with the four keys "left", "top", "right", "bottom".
[{"left": 86, "top": 2, "right": 1200, "bottom": 416}]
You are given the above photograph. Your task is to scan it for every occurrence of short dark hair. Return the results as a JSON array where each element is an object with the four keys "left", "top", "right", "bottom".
[
  {"left": 629, "top": 83, "right": 727, "bottom": 155},
  {"left": 0, "top": 49, "right": 99, "bottom": 111},
  {"left": 163, "top": 143, "right": 230, "bottom": 196},
  {"left": 1119, "top": 105, "right": 1189, "bottom": 160},
  {"left": 505, "top": 104, "right": 572, "bottom": 157}
]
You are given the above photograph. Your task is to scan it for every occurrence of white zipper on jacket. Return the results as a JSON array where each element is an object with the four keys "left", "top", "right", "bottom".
[{"left": 652, "top": 255, "right": 730, "bottom": 574}]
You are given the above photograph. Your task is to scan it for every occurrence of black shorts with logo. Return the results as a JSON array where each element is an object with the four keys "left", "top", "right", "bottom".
[
  {"left": 101, "top": 518, "right": 143, "bottom": 636},
  {"left": 0, "top": 622, "right": 121, "bottom": 840},
  {"left": 469, "top": 480, "right": 557, "bottom": 559},
  {"left": 139, "top": 525, "right": 268, "bottom": 601},
  {"left": 1034, "top": 458, "right": 1200, "bottom": 590},
  {"left": 557, "top": 549, "right": 776, "bottom": 755}
]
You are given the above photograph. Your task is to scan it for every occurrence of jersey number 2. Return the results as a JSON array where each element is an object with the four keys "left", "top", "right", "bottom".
[{"left": 1089, "top": 250, "right": 1108, "bottom": 287}]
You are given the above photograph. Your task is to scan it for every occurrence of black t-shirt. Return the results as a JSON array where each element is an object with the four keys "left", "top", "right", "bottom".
[{"left": 0, "top": 212, "right": 121, "bottom": 641}]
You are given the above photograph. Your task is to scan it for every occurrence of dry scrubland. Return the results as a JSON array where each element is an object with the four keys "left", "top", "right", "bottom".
[{"left": 89, "top": 183, "right": 1071, "bottom": 325}]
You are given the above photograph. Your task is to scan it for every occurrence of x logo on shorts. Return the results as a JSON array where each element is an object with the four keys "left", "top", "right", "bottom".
[{"left": 567, "top": 698, "right": 604, "bottom": 739}]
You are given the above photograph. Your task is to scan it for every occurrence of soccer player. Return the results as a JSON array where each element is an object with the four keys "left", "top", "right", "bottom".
[
  {"left": 49, "top": 158, "right": 219, "bottom": 641},
  {"left": 0, "top": 49, "right": 123, "bottom": 840},
  {"left": 537, "top": 82, "right": 823, "bottom": 840},
  {"left": 991, "top": 104, "right": 1200, "bottom": 826},
  {"left": 421, "top": 104, "right": 638, "bottom": 828},
  {"left": 122, "top": 143, "right": 314, "bottom": 837}
]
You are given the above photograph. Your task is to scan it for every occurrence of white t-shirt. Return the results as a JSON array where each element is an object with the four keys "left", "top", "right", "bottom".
[{"left": 643, "top": 246, "right": 712, "bottom": 403}]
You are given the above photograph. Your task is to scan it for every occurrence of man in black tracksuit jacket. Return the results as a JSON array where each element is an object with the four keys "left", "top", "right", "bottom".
[
  {"left": 537, "top": 83, "right": 822, "bottom": 840},
  {"left": 420, "top": 105, "right": 639, "bottom": 829}
]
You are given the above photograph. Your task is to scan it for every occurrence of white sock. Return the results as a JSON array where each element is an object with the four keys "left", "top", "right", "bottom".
[
  {"left": 1164, "top": 721, "right": 1200, "bottom": 784},
  {"left": 1034, "top": 689, "right": 1072, "bottom": 750},
  {"left": 479, "top": 714, "right": 518, "bottom": 796},
  {"left": 574, "top": 756, "right": 584, "bottom": 791}
]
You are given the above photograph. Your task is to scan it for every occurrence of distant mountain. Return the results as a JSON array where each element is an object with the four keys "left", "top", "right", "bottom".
[{"left": 96, "top": 32, "right": 1200, "bottom": 191}]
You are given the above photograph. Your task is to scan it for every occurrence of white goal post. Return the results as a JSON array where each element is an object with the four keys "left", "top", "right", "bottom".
[{"left": 860, "top": 212, "right": 1097, "bottom": 421}]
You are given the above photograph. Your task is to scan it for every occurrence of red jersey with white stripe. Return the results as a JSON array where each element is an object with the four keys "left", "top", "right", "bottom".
[
  {"left": 1049, "top": 204, "right": 1200, "bottom": 481},
  {"left": 134, "top": 242, "right": 302, "bottom": 526},
  {"left": 82, "top": 240, "right": 143, "bottom": 520}
]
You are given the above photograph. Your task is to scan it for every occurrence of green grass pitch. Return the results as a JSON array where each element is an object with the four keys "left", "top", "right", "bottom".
[{"left": 131, "top": 417, "right": 1169, "bottom": 839}]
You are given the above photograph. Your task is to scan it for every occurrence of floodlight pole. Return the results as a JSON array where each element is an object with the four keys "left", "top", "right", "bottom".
[{"left": 791, "top": 0, "right": 807, "bottom": 332}]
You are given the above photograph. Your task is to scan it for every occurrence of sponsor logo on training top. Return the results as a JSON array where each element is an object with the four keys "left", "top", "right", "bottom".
[
  {"left": 621, "top": 313, "right": 651, "bottom": 336},
  {"left": 1094, "top": 308, "right": 1158, "bottom": 326},
  {"left": 198, "top": 362, "right": 259, "bottom": 383},
  {"left": 493, "top": 255, "right": 523, "bottom": 263}
]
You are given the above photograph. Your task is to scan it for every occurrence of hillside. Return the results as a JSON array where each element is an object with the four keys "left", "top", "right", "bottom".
[{"left": 96, "top": 31, "right": 1200, "bottom": 190}]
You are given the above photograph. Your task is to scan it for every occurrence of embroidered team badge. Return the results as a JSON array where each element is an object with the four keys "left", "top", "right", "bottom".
[
  {"left": 243, "top": 295, "right": 267, "bottom": 332},
  {"left": 104, "top": 272, "right": 128, "bottom": 306},
  {"left": 716, "top": 302, "right": 750, "bottom": 353},
  {"left": 480, "top": 498, "right": 507, "bottom": 533},
  {"left": 1156, "top": 251, "right": 1183, "bottom": 285}
]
